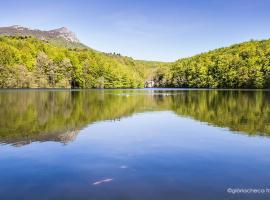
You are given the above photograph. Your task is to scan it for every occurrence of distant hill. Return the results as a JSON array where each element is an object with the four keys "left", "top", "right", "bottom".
[
  {"left": 0, "top": 25, "right": 87, "bottom": 49},
  {"left": 153, "top": 39, "right": 270, "bottom": 88}
]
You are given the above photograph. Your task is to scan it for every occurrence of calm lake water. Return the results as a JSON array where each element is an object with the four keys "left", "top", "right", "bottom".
[{"left": 1, "top": 89, "right": 270, "bottom": 200}]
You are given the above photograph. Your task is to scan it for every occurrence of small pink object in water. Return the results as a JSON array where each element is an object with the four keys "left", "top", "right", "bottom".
[{"left": 92, "top": 178, "right": 113, "bottom": 185}]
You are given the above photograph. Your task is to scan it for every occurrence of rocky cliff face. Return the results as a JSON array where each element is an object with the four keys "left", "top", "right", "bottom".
[
  {"left": 0, "top": 25, "right": 85, "bottom": 48},
  {"left": 48, "top": 27, "right": 80, "bottom": 43}
]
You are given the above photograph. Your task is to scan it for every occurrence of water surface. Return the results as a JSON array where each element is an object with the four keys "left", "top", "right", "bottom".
[{"left": 0, "top": 89, "right": 270, "bottom": 200}]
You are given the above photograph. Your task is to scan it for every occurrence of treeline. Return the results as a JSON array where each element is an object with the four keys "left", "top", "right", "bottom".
[
  {"left": 154, "top": 39, "right": 270, "bottom": 88},
  {"left": 0, "top": 36, "right": 145, "bottom": 88},
  {"left": 2, "top": 36, "right": 270, "bottom": 88}
]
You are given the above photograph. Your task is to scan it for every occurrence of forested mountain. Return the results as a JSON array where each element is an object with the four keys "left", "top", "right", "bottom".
[
  {"left": 153, "top": 39, "right": 270, "bottom": 88},
  {"left": 1, "top": 25, "right": 270, "bottom": 88},
  {"left": 0, "top": 36, "right": 146, "bottom": 88}
]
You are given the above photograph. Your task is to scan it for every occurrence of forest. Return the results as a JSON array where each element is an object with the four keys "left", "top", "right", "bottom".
[
  {"left": 1, "top": 36, "right": 270, "bottom": 88},
  {"left": 0, "top": 36, "right": 147, "bottom": 88},
  {"left": 154, "top": 39, "right": 270, "bottom": 88}
]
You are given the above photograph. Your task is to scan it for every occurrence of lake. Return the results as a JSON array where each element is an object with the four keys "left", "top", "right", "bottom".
[{"left": 0, "top": 89, "right": 270, "bottom": 200}]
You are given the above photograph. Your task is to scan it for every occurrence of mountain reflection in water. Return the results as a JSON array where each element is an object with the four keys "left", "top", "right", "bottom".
[{"left": 0, "top": 89, "right": 270, "bottom": 145}]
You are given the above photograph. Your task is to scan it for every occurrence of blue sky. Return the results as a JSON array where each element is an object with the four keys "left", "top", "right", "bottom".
[{"left": 1, "top": 0, "right": 270, "bottom": 61}]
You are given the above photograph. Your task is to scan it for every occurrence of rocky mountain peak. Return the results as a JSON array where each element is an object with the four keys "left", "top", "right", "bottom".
[
  {"left": 0, "top": 25, "right": 81, "bottom": 43},
  {"left": 49, "top": 27, "right": 80, "bottom": 43},
  {"left": 10, "top": 25, "right": 24, "bottom": 29}
]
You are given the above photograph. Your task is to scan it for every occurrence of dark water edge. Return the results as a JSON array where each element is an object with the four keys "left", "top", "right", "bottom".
[{"left": 0, "top": 89, "right": 270, "bottom": 200}]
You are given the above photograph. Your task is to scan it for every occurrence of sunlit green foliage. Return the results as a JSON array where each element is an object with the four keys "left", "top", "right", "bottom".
[
  {"left": 2, "top": 36, "right": 270, "bottom": 88},
  {"left": 154, "top": 39, "right": 270, "bottom": 88},
  {"left": 0, "top": 36, "right": 144, "bottom": 88}
]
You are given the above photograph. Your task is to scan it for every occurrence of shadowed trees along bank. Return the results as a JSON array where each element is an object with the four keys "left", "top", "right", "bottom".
[{"left": 0, "top": 90, "right": 269, "bottom": 145}]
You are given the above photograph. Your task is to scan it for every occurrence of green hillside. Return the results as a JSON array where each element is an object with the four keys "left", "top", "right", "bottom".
[
  {"left": 0, "top": 36, "right": 145, "bottom": 88},
  {"left": 154, "top": 39, "right": 270, "bottom": 88},
  {"left": 1, "top": 33, "right": 270, "bottom": 88}
]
